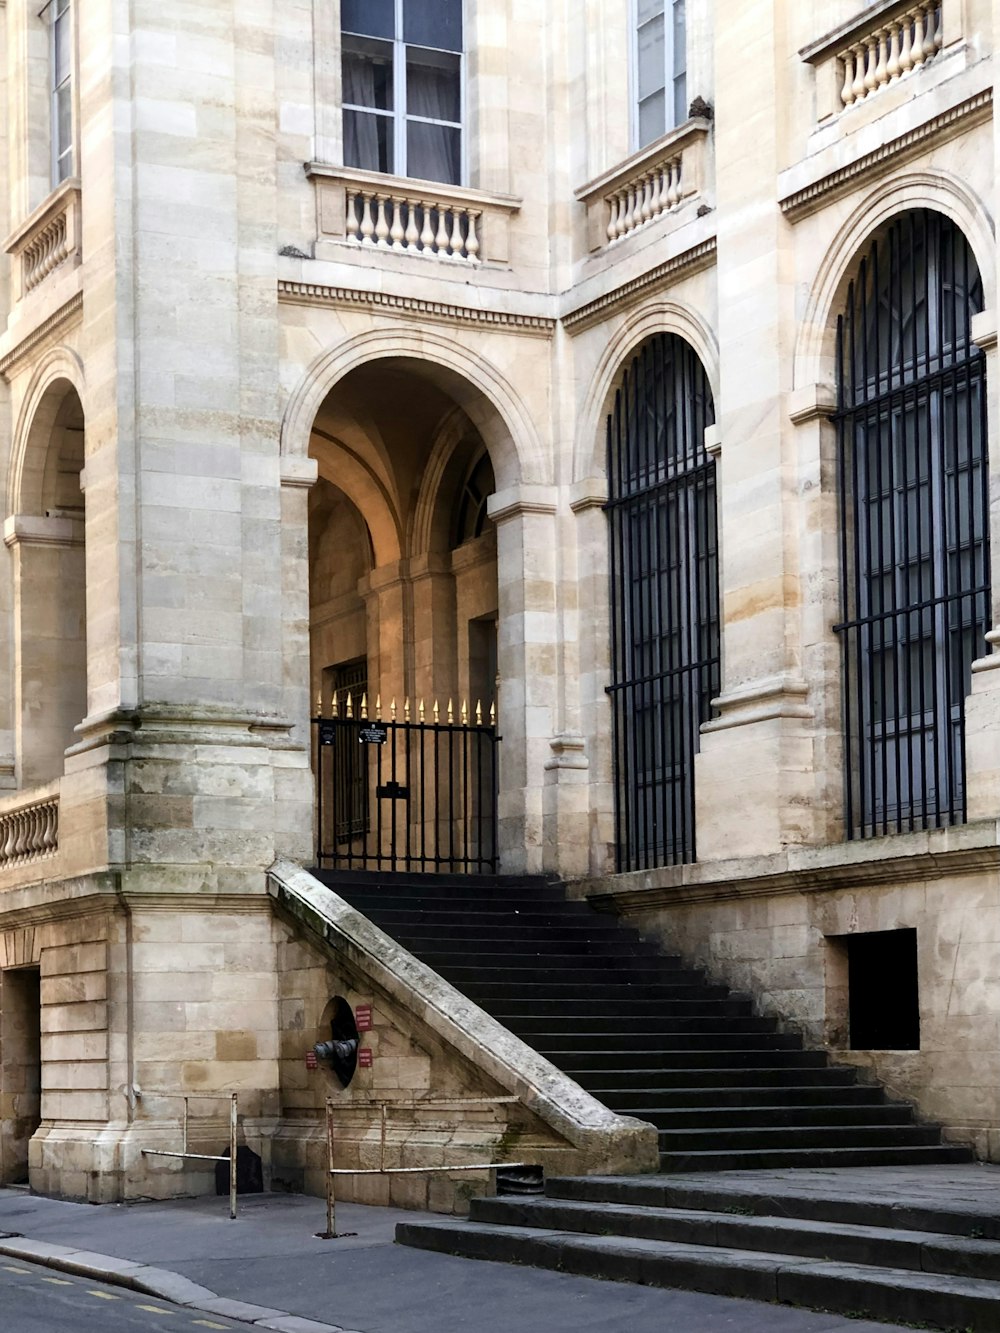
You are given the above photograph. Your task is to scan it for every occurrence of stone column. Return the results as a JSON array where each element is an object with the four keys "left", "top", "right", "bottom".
[
  {"left": 409, "top": 553, "right": 457, "bottom": 708},
  {"left": 487, "top": 484, "right": 559, "bottom": 875}
]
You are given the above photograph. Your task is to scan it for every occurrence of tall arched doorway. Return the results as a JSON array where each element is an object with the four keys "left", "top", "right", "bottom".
[
  {"left": 10, "top": 379, "right": 87, "bottom": 787},
  {"left": 308, "top": 359, "right": 499, "bottom": 873},
  {"left": 834, "top": 209, "right": 990, "bottom": 836},
  {"left": 606, "top": 333, "right": 719, "bottom": 871}
]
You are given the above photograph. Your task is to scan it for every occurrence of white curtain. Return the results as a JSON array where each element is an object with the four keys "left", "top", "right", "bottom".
[
  {"left": 406, "top": 56, "right": 460, "bottom": 184},
  {"left": 343, "top": 55, "right": 380, "bottom": 171}
]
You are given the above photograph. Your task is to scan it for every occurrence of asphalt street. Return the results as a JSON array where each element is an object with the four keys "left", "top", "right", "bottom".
[{"left": 0, "top": 1257, "right": 243, "bottom": 1333}]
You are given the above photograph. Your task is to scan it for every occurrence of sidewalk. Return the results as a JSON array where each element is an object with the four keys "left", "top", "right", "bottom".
[{"left": 0, "top": 1186, "right": 914, "bottom": 1333}]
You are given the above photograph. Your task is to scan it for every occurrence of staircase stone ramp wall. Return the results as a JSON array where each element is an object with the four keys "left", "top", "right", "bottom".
[{"left": 266, "top": 861, "right": 658, "bottom": 1210}]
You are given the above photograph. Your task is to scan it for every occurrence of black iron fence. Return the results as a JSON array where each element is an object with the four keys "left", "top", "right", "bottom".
[{"left": 313, "top": 695, "right": 499, "bottom": 874}]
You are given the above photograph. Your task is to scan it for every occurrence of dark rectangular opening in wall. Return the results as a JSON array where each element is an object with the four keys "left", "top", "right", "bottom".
[
  {"left": 848, "top": 928, "right": 919, "bottom": 1050},
  {"left": 1, "top": 966, "right": 42, "bottom": 1185}
]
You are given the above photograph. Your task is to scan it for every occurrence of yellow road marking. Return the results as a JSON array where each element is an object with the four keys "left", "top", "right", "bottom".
[
  {"left": 193, "top": 1322, "right": 229, "bottom": 1330},
  {"left": 137, "top": 1305, "right": 170, "bottom": 1314},
  {"left": 87, "top": 1289, "right": 120, "bottom": 1299},
  {"left": 42, "top": 1276, "right": 74, "bottom": 1285},
  {"left": 2, "top": 1265, "right": 31, "bottom": 1273}
]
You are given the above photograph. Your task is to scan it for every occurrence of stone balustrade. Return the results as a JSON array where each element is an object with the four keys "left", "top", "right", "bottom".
[
  {"left": 0, "top": 792, "right": 58, "bottom": 869},
  {"left": 575, "top": 117, "right": 711, "bottom": 253},
  {"left": 839, "top": 1, "right": 943, "bottom": 108},
  {"left": 4, "top": 179, "right": 82, "bottom": 302},
  {"left": 307, "top": 165, "right": 521, "bottom": 267}
]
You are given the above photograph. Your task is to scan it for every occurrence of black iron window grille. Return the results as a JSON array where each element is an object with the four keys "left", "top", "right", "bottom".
[
  {"left": 833, "top": 209, "right": 991, "bottom": 838},
  {"left": 606, "top": 333, "right": 720, "bottom": 871}
]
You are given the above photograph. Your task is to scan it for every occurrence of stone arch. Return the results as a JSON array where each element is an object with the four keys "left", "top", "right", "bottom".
[
  {"left": 280, "top": 327, "right": 544, "bottom": 491},
  {"left": 309, "top": 427, "right": 403, "bottom": 568},
  {"left": 793, "top": 169, "right": 995, "bottom": 392},
  {"left": 9, "top": 347, "right": 86, "bottom": 518},
  {"left": 408, "top": 405, "right": 488, "bottom": 559},
  {"left": 575, "top": 299, "right": 720, "bottom": 484}
]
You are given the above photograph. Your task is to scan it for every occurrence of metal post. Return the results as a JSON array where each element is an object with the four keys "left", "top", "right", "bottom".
[
  {"left": 379, "top": 1101, "right": 387, "bottom": 1172},
  {"left": 326, "top": 1097, "right": 336, "bottom": 1238},
  {"left": 229, "top": 1093, "right": 238, "bottom": 1220},
  {"left": 182, "top": 1096, "right": 189, "bottom": 1156}
]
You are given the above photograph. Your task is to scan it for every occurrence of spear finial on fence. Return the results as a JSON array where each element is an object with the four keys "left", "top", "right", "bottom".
[
  {"left": 345, "top": 691, "right": 353, "bottom": 719},
  {"left": 475, "top": 699, "right": 482, "bottom": 725},
  {"left": 461, "top": 699, "right": 468, "bottom": 725},
  {"left": 419, "top": 698, "right": 425, "bottom": 723},
  {"left": 331, "top": 693, "right": 339, "bottom": 719},
  {"left": 433, "top": 699, "right": 440, "bottom": 723},
  {"left": 360, "top": 692, "right": 368, "bottom": 720},
  {"left": 489, "top": 701, "right": 496, "bottom": 726},
  {"left": 447, "top": 698, "right": 454, "bottom": 724},
  {"left": 374, "top": 693, "right": 381, "bottom": 720},
  {"left": 404, "top": 697, "right": 411, "bottom": 722}
]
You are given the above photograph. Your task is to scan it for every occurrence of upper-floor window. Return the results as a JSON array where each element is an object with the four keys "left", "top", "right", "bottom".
[
  {"left": 634, "top": 0, "right": 686, "bottom": 149},
  {"left": 49, "top": 0, "right": 73, "bottom": 184},
  {"left": 341, "top": 0, "right": 463, "bottom": 186}
]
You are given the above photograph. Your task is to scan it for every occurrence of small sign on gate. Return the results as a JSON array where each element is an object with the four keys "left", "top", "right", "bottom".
[{"left": 358, "top": 723, "right": 388, "bottom": 745}]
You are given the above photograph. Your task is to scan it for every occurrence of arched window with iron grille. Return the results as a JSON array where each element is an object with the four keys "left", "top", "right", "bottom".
[
  {"left": 834, "top": 210, "right": 990, "bottom": 837},
  {"left": 606, "top": 333, "right": 719, "bottom": 870}
]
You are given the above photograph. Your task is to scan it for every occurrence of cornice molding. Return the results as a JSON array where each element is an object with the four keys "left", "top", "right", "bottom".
[
  {"left": 0, "top": 290, "right": 83, "bottom": 379},
  {"left": 277, "top": 279, "right": 556, "bottom": 336},
  {"left": 562, "top": 237, "right": 717, "bottom": 333},
  {"left": 780, "top": 89, "right": 993, "bottom": 222}
]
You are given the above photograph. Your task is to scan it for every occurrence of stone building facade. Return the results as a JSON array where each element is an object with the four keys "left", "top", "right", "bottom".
[{"left": 1, "top": 0, "right": 1000, "bottom": 1202}]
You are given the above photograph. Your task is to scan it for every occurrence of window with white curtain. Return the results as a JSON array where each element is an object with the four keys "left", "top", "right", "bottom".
[
  {"left": 633, "top": 0, "right": 686, "bottom": 149},
  {"left": 341, "top": 0, "right": 463, "bottom": 186},
  {"left": 49, "top": 0, "right": 74, "bottom": 184}
]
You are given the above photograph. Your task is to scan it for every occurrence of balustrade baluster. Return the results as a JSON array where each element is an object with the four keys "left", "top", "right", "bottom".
[
  {"left": 420, "top": 204, "right": 436, "bottom": 251},
  {"left": 360, "top": 194, "right": 375, "bottom": 244},
  {"left": 466, "top": 211, "right": 481, "bottom": 262},
  {"left": 841, "top": 48, "right": 856, "bottom": 106},
  {"left": 404, "top": 202, "right": 420, "bottom": 251},
  {"left": 0, "top": 816, "right": 15, "bottom": 862},
  {"left": 923, "top": 1, "right": 939, "bottom": 56},
  {"left": 899, "top": 15, "right": 914, "bottom": 72},
  {"left": 374, "top": 195, "right": 390, "bottom": 246},
  {"left": 640, "top": 173, "right": 653, "bottom": 225},
  {"left": 886, "top": 21, "right": 902, "bottom": 80},
  {"left": 13, "top": 812, "right": 27, "bottom": 860},
  {"left": 435, "top": 208, "right": 450, "bottom": 254},
  {"left": 666, "top": 158, "right": 681, "bottom": 208},
  {"left": 389, "top": 197, "right": 405, "bottom": 249},
  {"left": 932, "top": 1, "right": 943, "bottom": 53},
  {"left": 874, "top": 28, "right": 889, "bottom": 87},
  {"left": 607, "top": 192, "right": 620, "bottom": 243},
  {"left": 852, "top": 42, "right": 867, "bottom": 100},
  {"left": 648, "top": 166, "right": 663, "bottom": 219},
  {"left": 449, "top": 208, "right": 465, "bottom": 257},
  {"left": 864, "top": 35, "right": 879, "bottom": 92},
  {"left": 912, "top": 5, "right": 927, "bottom": 66},
  {"left": 346, "top": 191, "right": 359, "bottom": 244}
]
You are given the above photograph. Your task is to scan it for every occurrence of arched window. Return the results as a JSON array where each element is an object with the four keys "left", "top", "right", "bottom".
[
  {"left": 834, "top": 210, "right": 990, "bottom": 836},
  {"left": 606, "top": 333, "right": 719, "bottom": 870}
]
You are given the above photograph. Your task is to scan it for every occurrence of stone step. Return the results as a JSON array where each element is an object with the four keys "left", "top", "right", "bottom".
[
  {"left": 487, "top": 996, "right": 755, "bottom": 1017},
  {"left": 653, "top": 1124, "right": 942, "bottom": 1152},
  {"left": 468, "top": 1196, "right": 1000, "bottom": 1282},
  {"left": 503, "top": 1013, "right": 779, "bottom": 1036},
  {"left": 597, "top": 1084, "right": 887, "bottom": 1109},
  {"left": 558, "top": 1048, "right": 827, "bottom": 1072},
  {"left": 531, "top": 1031, "right": 803, "bottom": 1053},
  {"left": 578, "top": 1066, "right": 856, "bottom": 1092},
  {"left": 464, "top": 982, "right": 732, "bottom": 1001},
  {"left": 617, "top": 1103, "right": 913, "bottom": 1129},
  {"left": 394, "top": 1218, "right": 1000, "bottom": 1330},
  {"left": 545, "top": 1171, "right": 994, "bottom": 1238},
  {"left": 428, "top": 961, "right": 707, "bottom": 984},
  {"left": 656, "top": 1146, "right": 971, "bottom": 1171}
]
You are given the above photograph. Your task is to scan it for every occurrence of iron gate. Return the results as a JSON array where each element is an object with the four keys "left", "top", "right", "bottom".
[
  {"left": 833, "top": 209, "right": 991, "bottom": 837},
  {"left": 313, "top": 696, "right": 499, "bottom": 873},
  {"left": 606, "top": 333, "right": 720, "bottom": 871}
]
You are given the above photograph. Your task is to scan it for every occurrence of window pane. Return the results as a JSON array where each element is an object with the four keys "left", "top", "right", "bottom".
[
  {"left": 56, "top": 83, "right": 72, "bottom": 159},
  {"left": 638, "top": 90, "right": 665, "bottom": 146},
  {"left": 406, "top": 48, "right": 461, "bottom": 124},
  {"left": 404, "top": 0, "right": 462, "bottom": 53},
  {"left": 341, "top": 0, "right": 394, "bottom": 41},
  {"left": 54, "top": 10, "right": 72, "bottom": 87},
  {"left": 637, "top": 0, "right": 664, "bottom": 24},
  {"left": 673, "top": 72, "right": 687, "bottom": 126},
  {"left": 342, "top": 37, "right": 393, "bottom": 111},
  {"left": 344, "top": 108, "right": 393, "bottom": 174},
  {"left": 637, "top": 14, "right": 665, "bottom": 101},
  {"left": 407, "top": 119, "right": 461, "bottom": 185},
  {"left": 672, "top": 0, "right": 686, "bottom": 79}
]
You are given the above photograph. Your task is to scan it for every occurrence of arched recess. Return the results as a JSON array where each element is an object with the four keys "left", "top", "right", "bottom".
[
  {"left": 9, "top": 369, "right": 88, "bottom": 787},
  {"left": 281, "top": 327, "right": 544, "bottom": 491},
  {"left": 604, "top": 331, "right": 719, "bottom": 871},
  {"left": 575, "top": 300, "right": 721, "bottom": 485},
  {"left": 829, "top": 207, "right": 989, "bottom": 837},
  {"left": 793, "top": 170, "right": 995, "bottom": 394}
]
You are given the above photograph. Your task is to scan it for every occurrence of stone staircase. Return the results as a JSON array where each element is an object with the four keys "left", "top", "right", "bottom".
[
  {"left": 317, "top": 870, "right": 969, "bottom": 1172},
  {"left": 396, "top": 1169, "right": 1000, "bottom": 1330}
]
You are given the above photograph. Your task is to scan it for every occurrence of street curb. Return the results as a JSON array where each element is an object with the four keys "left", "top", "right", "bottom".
[{"left": 0, "top": 1235, "right": 363, "bottom": 1333}]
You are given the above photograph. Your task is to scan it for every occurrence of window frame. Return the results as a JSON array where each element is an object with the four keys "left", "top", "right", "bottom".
[
  {"left": 629, "top": 0, "right": 687, "bottom": 152},
  {"left": 47, "top": 0, "right": 75, "bottom": 187},
  {"left": 341, "top": 0, "right": 467, "bottom": 186}
]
